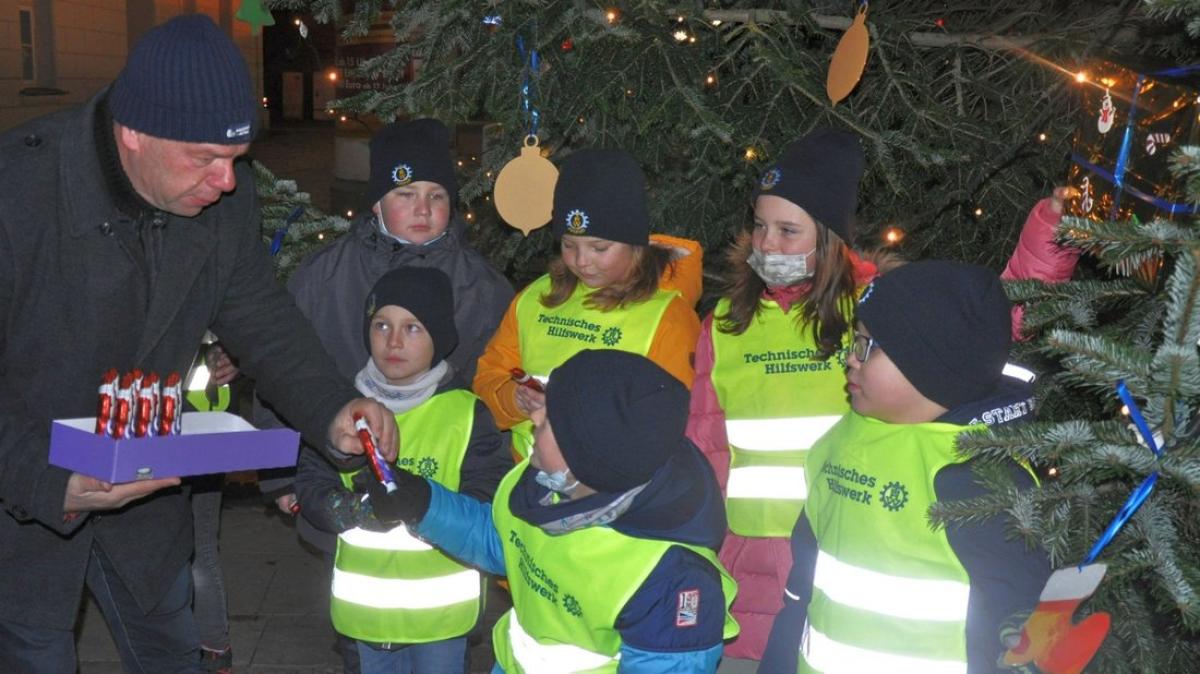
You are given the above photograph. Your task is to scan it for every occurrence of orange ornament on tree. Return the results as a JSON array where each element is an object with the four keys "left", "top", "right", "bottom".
[{"left": 826, "top": 3, "right": 870, "bottom": 105}]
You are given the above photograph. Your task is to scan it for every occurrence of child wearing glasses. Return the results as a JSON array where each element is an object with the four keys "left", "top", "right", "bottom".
[{"left": 759, "top": 260, "right": 1051, "bottom": 674}]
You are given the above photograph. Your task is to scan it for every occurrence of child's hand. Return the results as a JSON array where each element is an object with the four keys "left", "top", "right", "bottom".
[{"left": 515, "top": 385, "right": 546, "bottom": 417}]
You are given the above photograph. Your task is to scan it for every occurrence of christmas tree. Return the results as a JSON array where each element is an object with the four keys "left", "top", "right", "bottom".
[
  {"left": 928, "top": 141, "right": 1200, "bottom": 671},
  {"left": 268, "top": 0, "right": 1197, "bottom": 290},
  {"left": 254, "top": 2, "right": 1200, "bottom": 670},
  {"left": 252, "top": 159, "right": 350, "bottom": 280}
]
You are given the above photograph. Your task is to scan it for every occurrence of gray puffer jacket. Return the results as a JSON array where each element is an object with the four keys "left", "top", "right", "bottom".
[{"left": 285, "top": 214, "right": 512, "bottom": 384}]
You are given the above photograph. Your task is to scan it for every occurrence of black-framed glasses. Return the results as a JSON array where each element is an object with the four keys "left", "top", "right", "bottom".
[{"left": 850, "top": 333, "right": 878, "bottom": 363}]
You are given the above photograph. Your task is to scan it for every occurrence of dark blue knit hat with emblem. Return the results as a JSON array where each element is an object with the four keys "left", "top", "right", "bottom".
[
  {"left": 110, "top": 14, "right": 258, "bottom": 145},
  {"left": 856, "top": 260, "right": 1011, "bottom": 410},
  {"left": 547, "top": 350, "right": 688, "bottom": 492},
  {"left": 752, "top": 128, "right": 864, "bottom": 244},
  {"left": 365, "top": 119, "right": 459, "bottom": 209},
  {"left": 363, "top": 267, "right": 459, "bottom": 365},
  {"left": 551, "top": 149, "right": 650, "bottom": 246}
]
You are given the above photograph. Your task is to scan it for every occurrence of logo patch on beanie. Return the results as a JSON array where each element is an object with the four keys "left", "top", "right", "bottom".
[
  {"left": 759, "top": 168, "right": 782, "bottom": 191},
  {"left": 365, "top": 294, "right": 377, "bottom": 318},
  {"left": 391, "top": 163, "right": 414, "bottom": 187},
  {"left": 225, "top": 122, "right": 252, "bottom": 139},
  {"left": 565, "top": 209, "right": 589, "bottom": 235}
]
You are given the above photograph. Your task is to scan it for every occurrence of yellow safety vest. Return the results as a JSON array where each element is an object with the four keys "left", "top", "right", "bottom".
[
  {"left": 710, "top": 297, "right": 850, "bottom": 537},
  {"left": 330, "top": 390, "right": 484, "bottom": 644}
]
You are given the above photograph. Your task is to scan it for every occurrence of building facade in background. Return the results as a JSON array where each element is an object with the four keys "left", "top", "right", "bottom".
[{"left": 0, "top": 0, "right": 264, "bottom": 132}]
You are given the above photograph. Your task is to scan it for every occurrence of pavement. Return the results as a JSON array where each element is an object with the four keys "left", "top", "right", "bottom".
[{"left": 77, "top": 492, "right": 510, "bottom": 673}]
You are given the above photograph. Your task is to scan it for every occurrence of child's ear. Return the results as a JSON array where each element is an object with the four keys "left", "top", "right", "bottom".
[{"left": 371, "top": 201, "right": 382, "bottom": 216}]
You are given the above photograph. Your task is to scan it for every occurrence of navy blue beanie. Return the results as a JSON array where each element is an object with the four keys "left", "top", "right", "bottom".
[
  {"left": 365, "top": 119, "right": 459, "bottom": 209},
  {"left": 752, "top": 128, "right": 864, "bottom": 244},
  {"left": 551, "top": 149, "right": 650, "bottom": 246},
  {"left": 547, "top": 351, "right": 688, "bottom": 492},
  {"left": 364, "top": 267, "right": 459, "bottom": 365},
  {"left": 110, "top": 14, "right": 258, "bottom": 144},
  {"left": 856, "top": 260, "right": 1011, "bottom": 409}
]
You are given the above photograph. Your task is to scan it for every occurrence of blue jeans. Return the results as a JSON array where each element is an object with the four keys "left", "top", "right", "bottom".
[
  {"left": 356, "top": 637, "right": 467, "bottom": 674},
  {"left": 190, "top": 475, "right": 229, "bottom": 651},
  {"left": 0, "top": 543, "right": 201, "bottom": 673}
]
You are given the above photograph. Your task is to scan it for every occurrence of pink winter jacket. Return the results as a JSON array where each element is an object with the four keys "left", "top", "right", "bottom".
[
  {"left": 1002, "top": 197, "right": 1084, "bottom": 340},
  {"left": 686, "top": 197, "right": 1080, "bottom": 660}
]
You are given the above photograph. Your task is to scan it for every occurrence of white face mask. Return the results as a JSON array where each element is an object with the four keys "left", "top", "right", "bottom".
[
  {"left": 534, "top": 468, "right": 580, "bottom": 495},
  {"left": 747, "top": 248, "right": 816, "bottom": 286}
]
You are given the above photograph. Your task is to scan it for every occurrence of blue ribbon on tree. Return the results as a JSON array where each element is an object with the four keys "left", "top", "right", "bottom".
[
  {"left": 1081, "top": 380, "right": 1161, "bottom": 566},
  {"left": 269, "top": 206, "right": 305, "bottom": 257},
  {"left": 515, "top": 34, "right": 540, "bottom": 137}
]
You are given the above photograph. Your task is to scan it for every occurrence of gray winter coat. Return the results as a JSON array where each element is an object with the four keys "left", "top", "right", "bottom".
[
  {"left": 285, "top": 214, "right": 513, "bottom": 383},
  {"left": 255, "top": 213, "right": 513, "bottom": 552},
  {"left": 0, "top": 91, "right": 359, "bottom": 629}
]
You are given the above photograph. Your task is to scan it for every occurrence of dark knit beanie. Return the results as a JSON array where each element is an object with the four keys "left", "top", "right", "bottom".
[
  {"left": 551, "top": 149, "right": 650, "bottom": 246},
  {"left": 363, "top": 267, "right": 459, "bottom": 365},
  {"left": 752, "top": 128, "right": 864, "bottom": 244},
  {"left": 856, "top": 260, "right": 1012, "bottom": 410},
  {"left": 365, "top": 119, "right": 459, "bottom": 208},
  {"left": 110, "top": 14, "right": 257, "bottom": 144},
  {"left": 546, "top": 350, "right": 688, "bottom": 493}
]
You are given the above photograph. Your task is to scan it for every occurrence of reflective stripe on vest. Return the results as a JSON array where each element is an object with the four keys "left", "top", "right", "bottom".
[
  {"left": 514, "top": 274, "right": 678, "bottom": 381},
  {"left": 798, "top": 412, "right": 976, "bottom": 673},
  {"left": 490, "top": 461, "right": 739, "bottom": 673},
  {"left": 338, "top": 525, "right": 434, "bottom": 552},
  {"left": 801, "top": 624, "right": 967, "bottom": 674},
  {"left": 507, "top": 610, "right": 614, "bottom": 673},
  {"left": 332, "top": 562, "right": 481, "bottom": 610},
  {"left": 711, "top": 297, "right": 853, "bottom": 537},
  {"left": 725, "top": 415, "right": 844, "bottom": 451},
  {"left": 331, "top": 390, "right": 482, "bottom": 644},
  {"left": 811, "top": 550, "right": 969, "bottom": 622}
]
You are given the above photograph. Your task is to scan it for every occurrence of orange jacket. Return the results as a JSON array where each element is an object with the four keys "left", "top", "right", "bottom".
[{"left": 473, "top": 234, "right": 703, "bottom": 430}]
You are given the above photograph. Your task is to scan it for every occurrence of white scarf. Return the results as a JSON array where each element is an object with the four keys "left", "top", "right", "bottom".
[{"left": 354, "top": 359, "right": 449, "bottom": 414}]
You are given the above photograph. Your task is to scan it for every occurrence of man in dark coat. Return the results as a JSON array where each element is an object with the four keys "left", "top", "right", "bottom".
[{"left": 0, "top": 14, "right": 396, "bottom": 672}]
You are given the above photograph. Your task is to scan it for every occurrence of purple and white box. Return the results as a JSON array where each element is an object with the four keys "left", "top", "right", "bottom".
[{"left": 49, "top": 412, "right": 300, "bottom": 482}]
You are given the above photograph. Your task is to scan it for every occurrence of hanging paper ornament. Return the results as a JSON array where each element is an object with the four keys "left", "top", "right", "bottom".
[
  {"left": 483, "top": 15, "right": 502, "bottom": 34},
  {"left": 1002, "top": 565, "right": 1111, "bottom": 674},
  {"left": 235, "top": 0, "right": 275, "bottom": 35},
  {"left": 1145, "top": 132, "right": 1171, "bottom": 155},
  {"left": 826, "top": 2, "right": 870, "bottom": 105},
  {"left": 1079, "top": 177, "right": 1094, "bottom": 213},
  {"left": 494, "top": 135, "right": 559, "bottom": 236},
  {"left": 1097, "top": 89, "right": 1116, "bottom": 134},
  {"left": 561, "top": 38, "right": 574, "bottom": 52}
]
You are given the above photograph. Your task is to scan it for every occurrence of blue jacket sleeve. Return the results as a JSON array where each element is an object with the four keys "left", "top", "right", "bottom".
[
  {"left": 612, "top": 546, "right": 726, "bottom": 673},
  {"left": 617, "top": 643, "right": 724, "bottom": 673},
  {"left": 759, "top": 509, "right": 818, "bottom": 674},
  {"left": 412, "top": 479, "right": 507, "bottom": 576}
]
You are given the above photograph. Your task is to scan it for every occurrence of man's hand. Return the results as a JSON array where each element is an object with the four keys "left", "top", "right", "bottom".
[
  {"left": 63, "top": 473, "right": 181, "bottom": 513},
  {"left": 205, "top": 344, "right": 239, "bottom": 386},
  {"left": 329, "top": 398, "right": 398, "bottom": 463}
]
